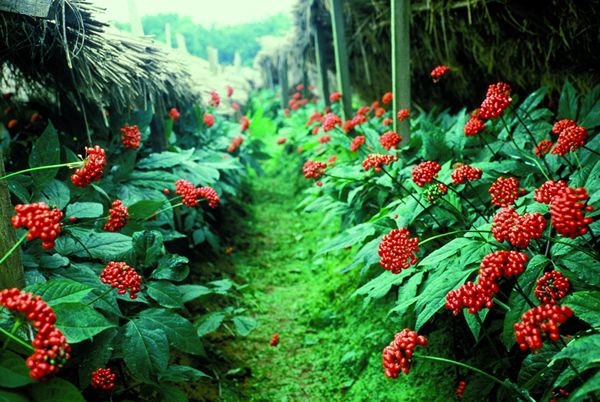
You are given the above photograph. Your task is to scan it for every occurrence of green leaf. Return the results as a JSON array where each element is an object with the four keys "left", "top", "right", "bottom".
[
  {"left": 557, "top": 80, "right": 579, "bottom": 120},
  {"left": 418, "top": 237, "right": 472, "bottom": 267},
  {"left": 551, "top": 333, "right": 600, "bottom": 370},
  {"left": 159, "top": 365, "right": 210, "bottom": 382},
  {"left": 65, "top": 202, "right": 104, "bottom": 219},
  {"left": 146, "top": 280, "right": 184, "bottom": 308},
  {"left": 354, "top": 270, "right": 412, "bottom": 302},
  {"left": 318, "top": 222, "right": 376, "bottom": 255},
  {"left": 28, "top": 376, "right": 85, "bottom": 402},
  {"left": 127, "top": 170, "right": 179, "bottom": 190},
  {"left": 562, "top": 291, "right": 600, "bottom": 325},
  {"left": 139, "top": 308, "right": 204, "bottom": 355},
  {"left": 29, "top": 123, "right": 60, "bottom": 188},
  {"left": 232, "top": 316, "right": 257, "bottom": 336},
  {"left": 178, "top": 284, "right": 212, "bottom": 303},
  {"left": 580, "top": 85, "right": 600, "bottom": 129},
  {"left": 25, "top": 279, "right": 94, "bottom": 306},
  {"left": 159, "top": 385, "right": 189, "bottom": 402},
  {"left": 518, "top": 86, "right": 548, "bottom": 113},
  {"left": 0, "top": 389, "right": 29, "bottom": 402},
  {"left": 151, "top": 254, "right": 190, "bottom": 282},
  {"left": 463, "top": 309, "right": 489, "bottom": 341},
  {"left": 39, "top": 253, "right": 69, "bottom": 269},
  {"left": 518, "top": 346, "right": 558, "bottom": 390},
  {"left": 128, "top": 199, "right": 166, "bottom": 220},
  {"left": 137, "top": 150, "right": 195, "bottom": 170},
  {"left": 38, "top": 180, "right": 70, "bottom": 210},
  {"left": 55, "top": 227, "right": 132, "bottom": 260},
  {"left": 122, "top": 319, "right": 169, "bottom": 383},
  {"left": 53, "top": 303, "right": 116, "bottom": 343},
  {"left": 77, "top": 328, "right": 118, "bottom": 387},
  {"left": 0, "top": 351, "right": 35, "bottom": 388},
  {"left": 568, "top": 371, "right": 600, "bottom": 401},
  {"left": 196, "top": 312, "right": 226, "bottom": 337},
  {"left": 133, "top": 230, "right": 165, "bottom": 267},
  {"left": 554, "top": 250, "right": 600, "bottom": 288}
]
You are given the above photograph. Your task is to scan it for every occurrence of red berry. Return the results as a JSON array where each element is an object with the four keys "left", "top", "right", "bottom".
[
  {"left": 378, "top": 228, "right": 420, "bottom": 274},
  {"left": 382, "top": 329, "right": 427, "bottom": 377},
  {"left": 100, "top": 262, "right": 142, "bottom": 299},
  {"left": 91, "top": 367, "right": 116, "bottom": 391}
]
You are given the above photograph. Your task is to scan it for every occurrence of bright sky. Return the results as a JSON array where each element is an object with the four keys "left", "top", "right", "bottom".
[{"left": 94, "top": 0, "right": 296, "bottom": 26}]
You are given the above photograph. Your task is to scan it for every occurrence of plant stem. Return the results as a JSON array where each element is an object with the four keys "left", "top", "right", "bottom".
[
  {"left": 583, "top": 145, "right": 600, "bottom": 157},
  {"left": 513, "top": 282, "right": 536, "bottom": 308},
  {"left": 415, "top": 354, "right": 535, "bottom": 401},
  {"left": 145, "top": 202, "right": 184, "bottom": 221},
  {"left": 0, "top": 162, "right": 81, "bottom": 181},
  {"left": 86, "top": 287, "right": 114, "bottom": 305},
  {"left": 513, "top": 109, "right": 553, "bottom": 174},
  {"left": 0, "top": 324, "right": 35, "bottom": 352},
  {"left": 0, "top": 233, "right": 27, "bottom": 267},
  {"left": 436, "top": 179, "right": 488, "bottom": 222}
]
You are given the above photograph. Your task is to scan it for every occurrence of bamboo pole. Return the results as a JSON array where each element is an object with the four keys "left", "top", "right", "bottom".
[
  {"left": 330, "top": 0, "right": 352, "bottom": 120},
  {"left": 313, "top": 6, "right": 331, "bottom": 107},
  {"left": 392, "top": 0, "right": 411, "bottom": 143},
  {"left": 279, "top": 57, "right": 289, "bottom": 110},
  {"left": 0, "top": 152, "right": 24, "bottom": 289}
]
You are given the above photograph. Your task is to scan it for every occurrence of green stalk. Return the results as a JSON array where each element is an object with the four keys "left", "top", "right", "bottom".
[
  {"left": 0, "top": 323, "right": 35, "bottom": 352},
  {"left": 146, "top": 202, "right": 183, "bottom": 221},
  {"left": 0, "top": 162, "right": 82, "bottom": 181},
  {"left": 85, "top": 287, "right": 115, "bottom": 306},
  {"left": 415, "top": 354, "right": 535, "bottom": 402},
  {"left": 0, "top": 233, "right": 27, "bottom": 267}
]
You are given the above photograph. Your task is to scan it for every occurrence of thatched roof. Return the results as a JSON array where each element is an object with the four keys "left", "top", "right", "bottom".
[
  {"left": 0, "top": 0, "right": 201, "bottom": 111},
  {"left": 267, "top": 0, "right": 600, "bottom": 110}
]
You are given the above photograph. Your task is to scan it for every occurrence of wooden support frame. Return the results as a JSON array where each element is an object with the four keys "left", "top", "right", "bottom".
[
  {"left": 330, "top": 0, "right": 352, "bottom": 121},
  {"left": 392, "top": 0, "right": 411, "bottom": 143}
]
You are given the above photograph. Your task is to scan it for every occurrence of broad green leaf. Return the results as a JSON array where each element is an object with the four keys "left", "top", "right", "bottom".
[
  {"left": 139, "top": 308, "right": 204, "bottom": 355},
  {"left": 580, "top": 90, "right": 600, "bottom": 129},
  {"left": 25, "top": 279, "right": 94, "bottom": 306},
  {"left": 568, "top": 371, "right": 600, "bottom": 401},
  {"left": 38, "top": 180, "right": 70, "bottom": 210},
  {"left": 137, "top": 149, "right": 195, "bottom": 170},
  {"left": 28, "top": 376, "right": 85, "bottom": 402},
  {"left": 146, "top": 280, "right": 184, "bottom": 308},
  {"left": 554, "top": 250, "right": 600, "bottom": 288},
  {"left": 127, "top": 170, "right": 178, "bottom": 190},
  {"left": 518, "top": 86, "right": 548, "bottom": 113},
  {"left": 562, "top": 291, "right": 600, "bottom": 325},
  {"left": 128, "top": 199, "right": 166, "bottom": 220},
  {"left": 463, "top": 309, "right": 489, "bottom": 341},
  {"left": 178, "top": 284, "right": 212, "bottom": 303},
  {"left": 318, "top": 222, "right": 376, "bottom": 255},
  {"left": 0, "top": 351, "right": 35, "bottom": 388},
  {"left": 209, "top": 278, "right": 235, "bottom": 294},
  {"left": 151, "top": 254, "right": 190, "bottom": 282},
  {"left": 518, "top": 346, "right": 559, "bottom": 389},
  {"left": 342, "top": 237, "right": 380, "bottom": 273},
  {"left": 354, "top": 270, "right": 412, "bottom": 302},
  {"left": 55, "top": 227, "right": 132, "bottom": 260},
  {"left": 8, "top": 180, "right": 30, "bottom": 203},
  {"left": 0, "top": 389, "right": 29, "bottom": 402},
  {"left": 557, "top": 80, "right": 579, "bottom": 120},
  {"left": 122, "top": 319, "right": 169, "bottom": 383},
  {"left": 159, "top": 365, "right": 210, "bottom": 382},
  {"left": 160, "top": 385, "right": 189, "bottom": 402},
  {"left": 39, "top": 253, "right": 69, "bottom": 269},
  {"left": 133, "top": 230, "right": 165, "bottom": 267},
  {"left": 418, "top": 237, "right": 472, "bottom": 267},
  {"left": 389, "top": 271, "right": 424, "bottom": 315},
  {"left": 196, "top": 312, "right": 226, "bottom": 337},
  {"left": 65, "top": 202, "right": 104, "bottom": 218},
  {"left": 551, "top": 334, "right": 600, "bottom": 372},
  {"left": 232, "top": 316, "right": 257, "bottom": 336},
  {"left": 53, "top": 303, "right": 116, "bottom": 343},
  {"left": 29, "top": 123, "right": 60, "bottom": 188}
]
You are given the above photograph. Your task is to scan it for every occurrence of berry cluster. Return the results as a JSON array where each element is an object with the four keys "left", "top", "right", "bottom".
[
  {"left": 456, "top": 380, "right": 467, "bottom": 398},
  {"left": 534, "top": 180, "right": 568, "bottom": 204},
  {"left": 350, "top": 135, "right": 366, "bottom": 152},
  {"left": 549, "top": 186, "right": 594, "bottom": 238},
  {"left": 381, "top": 91, "right": 393, "bottom": 104},
  {"left": 227, "top": 135, "right": 244, "bottom": 153},
  {"left": 397, "top": 108, "right": 410, "bottom": 121},
  {"left": 321, "top": 112, "right": 342, "bottom": 132},
  {"left": 535, "top": 270, "right": 570, "bottom": 305},
  {"left": 379, "top": 131, "right": 402, "bottom": 150},
  {"left": 343, "top": 113, "right": 368, "bottom": 132},
  {"left": 197, "top": 186, "right": 220, "bottom": 209},
  {"left": 446, "top": 251, "right": 528, "bottom": 315},
  {"left": 210, "top": 90, "right": 220, "bottom": 107},
  {"left": 100, "top": 261, "right": 142, "bottom": 299},
  {"left": 203, "top": 113, "right": 215, "bottom": 128},
  {"left": 464, "top": 110, "right": 486, "bottom": 137},
  {"left": 478, "top": 82, "right": 512, "bottom": 119},
  {"left": 71, "top": 145, "right": 106, "bottom": 187},
  {"left": 120, "top": 124, "right": 141, "bottom": 150},
  {"left": 269, "top": 333, "right": 280, "bottom": 347},
  {"left": 318, "top": 134, "right": 331, "bottom": 144},
  {"left": 226, "top": 85, "right": 234, "bottom": 97},
  {"left": 240, "top": 116, "right": 250, "bottom": 132},
  {"left": 491, "top": 207, "right": 546, "bottom": 248},
  {"left": 175, "top": 179, "right": 201, "bottom": 207},
  {"left": 0, "top": 288, "right": 71, "bottom": 380},
  {"left": 551, "top": 119, "right": 576, "bottom": 135},
  {"left": 534, "top": 139, "right": 553, "bottom": 158},
  {"left": 91, "top": 367, "right": 116, "bottom": 391},
  {"left": 382, "top": 328, "right": 428, "bottom": 377},
  {"left": 103, "top": 200, "right": 129, "bottom": 232},
  {"left": 430, "top": 65, "right": 450, "bottom": 82},
  {"left": 168, "top": 107, "right": 180, "bottom": 120},
  {"left": 488, "top": 177, "right": 524, "bottom": 207},
  {"left": 451, "top": 164, "right": 482, "bottom": 184},
  {"left": 412, "top": 161, "right": 441, "bottom": 187},
  {"left": 12, "top": 202, "right": 63, "bottom": 249},
  {"left": 303, "top": 160, "right": 328, "bottom": 179},
  {"left": 514, "top": 304, "right": 573, "bottom": 351},
  {"left": 329, "top": 91, "right": 342, "bottom": 103},
  {"left": 362, "top": 154, "right": 397, "bottom": 172},
  {"left": 424, "top": 183, "right": 447, "bottom": 204},
  {"left": 551, "top": 125, "right": 588, "bottom": 156},
  {"left": 378, "top": 228, "right": 420, "bottom": 273}
]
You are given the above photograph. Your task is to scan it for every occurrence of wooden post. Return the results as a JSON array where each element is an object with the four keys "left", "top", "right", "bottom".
[
  {"left": 330, "top": 0, "right": 352, "bottom": 120},
  {"left": 0, "top": 152, "right": 24, "bottom": 289},
  {"left": 279, "top": 56, "right": 289, "bottom": 110},
  {"left": 313, "top": 19, "right": 330, "bottom": 108},
  {"left": 392, "top": 0, "right": 411, "bottom": 143}
]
